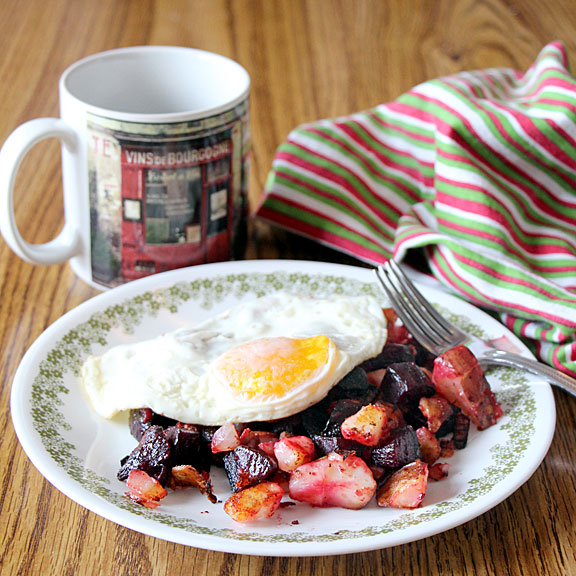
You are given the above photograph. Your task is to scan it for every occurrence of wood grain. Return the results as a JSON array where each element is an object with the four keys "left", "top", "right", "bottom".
[{"left": 1, "top": 1, "right": 575, "bottom": 574}]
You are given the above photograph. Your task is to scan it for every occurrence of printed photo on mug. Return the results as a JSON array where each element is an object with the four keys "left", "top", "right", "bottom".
[{"left": 0, "top": 46, "right": 251, "bottom": 289}]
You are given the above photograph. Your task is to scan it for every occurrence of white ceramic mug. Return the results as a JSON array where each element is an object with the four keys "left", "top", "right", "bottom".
[{"left": 0, "top": 46, "right": 250, "bottom": 289}]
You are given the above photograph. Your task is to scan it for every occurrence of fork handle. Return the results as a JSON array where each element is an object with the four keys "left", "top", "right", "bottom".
[{"left": 479, "top": 349, "right": 576, "bottom": 398}]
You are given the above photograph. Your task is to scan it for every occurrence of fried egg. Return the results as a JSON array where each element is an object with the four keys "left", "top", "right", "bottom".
[{"left": 82, "top": 292, "right": 387, "bottom": 425}]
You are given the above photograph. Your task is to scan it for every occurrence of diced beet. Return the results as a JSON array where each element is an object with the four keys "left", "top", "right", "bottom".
[
  {"left": 434, "top": 411, "right": 456, "bottom": 438},
  {"left": 251, "top": 414, "right": 304, "bottom": 437},
  {"left": 223, "top": 445, "right": 277, "bottom": 492},
  {"left": 360, "top": 343, "right": 416, "bottom": 372},
  {"left": 327, "top": 367, "right": 379, "bottom": 403},
  {"left": 129, "top": 408, "right": 153, "bottom": 441},
  {"left": 411, "top": 340, "right": 437, "bottom": 371},
  {"left": 300, "top": 398, "right": 332, "bottom": 436},
  {"left": 322, "top": 399, "right": 364, "bottom": 436},
  {"left": 452, "top": 412, "right": 471, "bottom": 449},
  {"left": 165, "top": 425, "right": 211, "bottom": 471},
  {"left": 381, "top": 363, "right": 436, "bottom": 411},
  {"left": 128, "top": 408, "right": 177, "bottom": 441},
  {"left": 199, "top": 425, "right": 220, "bottom": 444},
  {"left": 371, "top": 425, "right": 421, "bottom": 470},
  {"left": 311, "top": 435, "right": 370, "bottom": 460},
  {"left": 118, "top": 425, "right": 171, "bottom": 486}
]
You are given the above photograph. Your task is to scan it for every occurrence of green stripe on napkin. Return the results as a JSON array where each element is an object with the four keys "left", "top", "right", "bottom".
[{"left": 257, "top": 41, "right": 576, "bottom": 375}]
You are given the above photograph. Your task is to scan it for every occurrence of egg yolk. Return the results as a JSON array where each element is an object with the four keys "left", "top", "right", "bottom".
[{"left": 212, "top": 335, "right": 335, "bottom": 401}]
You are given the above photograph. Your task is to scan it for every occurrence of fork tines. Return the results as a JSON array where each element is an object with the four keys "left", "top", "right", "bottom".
[{"left": 374, "top": 260, "right": 466, "bottom": 355}]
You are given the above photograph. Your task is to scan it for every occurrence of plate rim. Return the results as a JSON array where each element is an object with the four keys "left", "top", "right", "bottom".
[{"left": 9, "top": 259, "right": 557, "bottom": 556}]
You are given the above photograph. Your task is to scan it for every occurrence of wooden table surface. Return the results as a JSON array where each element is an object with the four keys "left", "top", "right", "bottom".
[{"left": 1, "top": 1, "right": 576, "bottom": 574}]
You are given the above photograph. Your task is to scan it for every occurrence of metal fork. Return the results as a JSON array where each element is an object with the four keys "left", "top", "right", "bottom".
[{"left": 375, "top": 260, "right": 576, "bottom": 397}]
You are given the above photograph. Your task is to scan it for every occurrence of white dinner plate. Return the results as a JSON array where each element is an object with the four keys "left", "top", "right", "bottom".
[{"left": 10, "top": 260, "right": 556, "bottom": 556}]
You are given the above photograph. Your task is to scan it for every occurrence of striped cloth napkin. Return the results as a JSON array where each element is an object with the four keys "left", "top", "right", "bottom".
[{"left": 256, "top": 41, "right": 576, "bottom": 376}]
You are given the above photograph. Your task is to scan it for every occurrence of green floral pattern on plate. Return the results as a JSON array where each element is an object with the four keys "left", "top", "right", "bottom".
[{"left": 29, "top": 271, "right": 533, "bottom": 543}]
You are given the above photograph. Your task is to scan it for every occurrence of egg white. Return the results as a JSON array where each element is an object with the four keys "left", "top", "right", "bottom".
[{"left": 82, "top": 292, "right": 387, "bottom": 425}]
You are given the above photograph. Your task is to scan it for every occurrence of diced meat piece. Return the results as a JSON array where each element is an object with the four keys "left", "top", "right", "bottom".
[
  {"left": 381, "top": 363, "right": 436, "bottom": 414},
  {"left": 383, "top": 308, "right": 411, "bottom": 344},
  {"left": 360, "top": 343, "right": 416, "bottom": 372},
  {"left": 419, "top": 395, "right": 454, "bottom": 434},
  {"left": 440, "top": 439, "right": 455, "bottom": 458},
  {"left": 118, "top": 425, "right": 171, "bottom": 485},
  {"left": 432, "top": 345, "right": 502, "bottom": 430},
  {"left": 415, "top": 427, "right": 441, "bottom": 465},
  {"left": 273, "top": 436, "right": 316, "bottom": 473},
  {"left": 289, "top": 452, "right": 377, "bottom": 509},
  {"left": 376, "top": 460, "right": 429, "bottom": 509},
  {"left": 374, "top": 401, "right": 405, "bottom": 430},
  {"left": 452, "top": 412, "right": 471, "bottom": 449},
  {"left": 165, "top": 425, "right": 211, "bottom": 471},
  {"left": 429, "top": 462, "right": 450, "bottom": 481},
  {"left": 371, "top": 425, "right": 421, "bottom": 470},
  {"left": 223, "top": 445, "right": 277, "bottom": 492},
  {"left": 341, "top": 403, "right": 389, "bottom": 446},
  {"left": 327, "top": 367, "right": 379, "bottom": 404},
  {"left": 367, "top": 368, "right": 386, "bottom": 388},
  {"left": 126, "top": 469, "right": 168, "bottom": 509},
  {"left": 322, "top": 399, "right": 364, "bottom": 436},
  {"left": 239, "top": 428, "right": 279, "bottom": 449},
  {"left": 211, "top": 422, "right": 241, "bottom": 453},
  {"left": 224, "top": 482, "right": 284, "bottom": 522},
  {"left": 258, "top": 440, "right": 277, "bottom": 458},
  {"left": 171, "top": 465, "right": 217, "bottom": 503}
]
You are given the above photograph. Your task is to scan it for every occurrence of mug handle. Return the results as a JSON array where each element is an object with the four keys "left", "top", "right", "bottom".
[{"left": 0, "top": 118, "right": 82, "bottom": 265}]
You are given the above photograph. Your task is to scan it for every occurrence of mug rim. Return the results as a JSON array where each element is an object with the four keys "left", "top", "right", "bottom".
[{"left": 60, "top": 45, "right": 250, "bottom": 123}]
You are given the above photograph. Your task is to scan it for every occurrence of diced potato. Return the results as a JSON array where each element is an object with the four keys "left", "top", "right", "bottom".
[
  {"left": 273, "top": 436, "right": 316, "bottom": 473},
  {"left": 211, "top": 422, "right": 240, "bottom": 453},
  {"left": 376, "top": 460, "right": 428, "bottom": 509},
  {"left": 224, "top": 482, "right": 284, "bottom": 522},
  {"left": 126, "top": 469, "right": 168, "bottom": 509},
  {"left": 341, "top": 403, "right": 389, "bottom": 446},
  {"left": 433, "top": 345, "right": 502, "bottom": 430},
  {"left": 289, "top": 452, "right": 376, "bottom": 509}
]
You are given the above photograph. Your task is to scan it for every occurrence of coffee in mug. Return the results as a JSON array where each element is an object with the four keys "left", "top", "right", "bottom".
[{"left": 0, "top": 46, "right": 250, "bottom": 289}]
